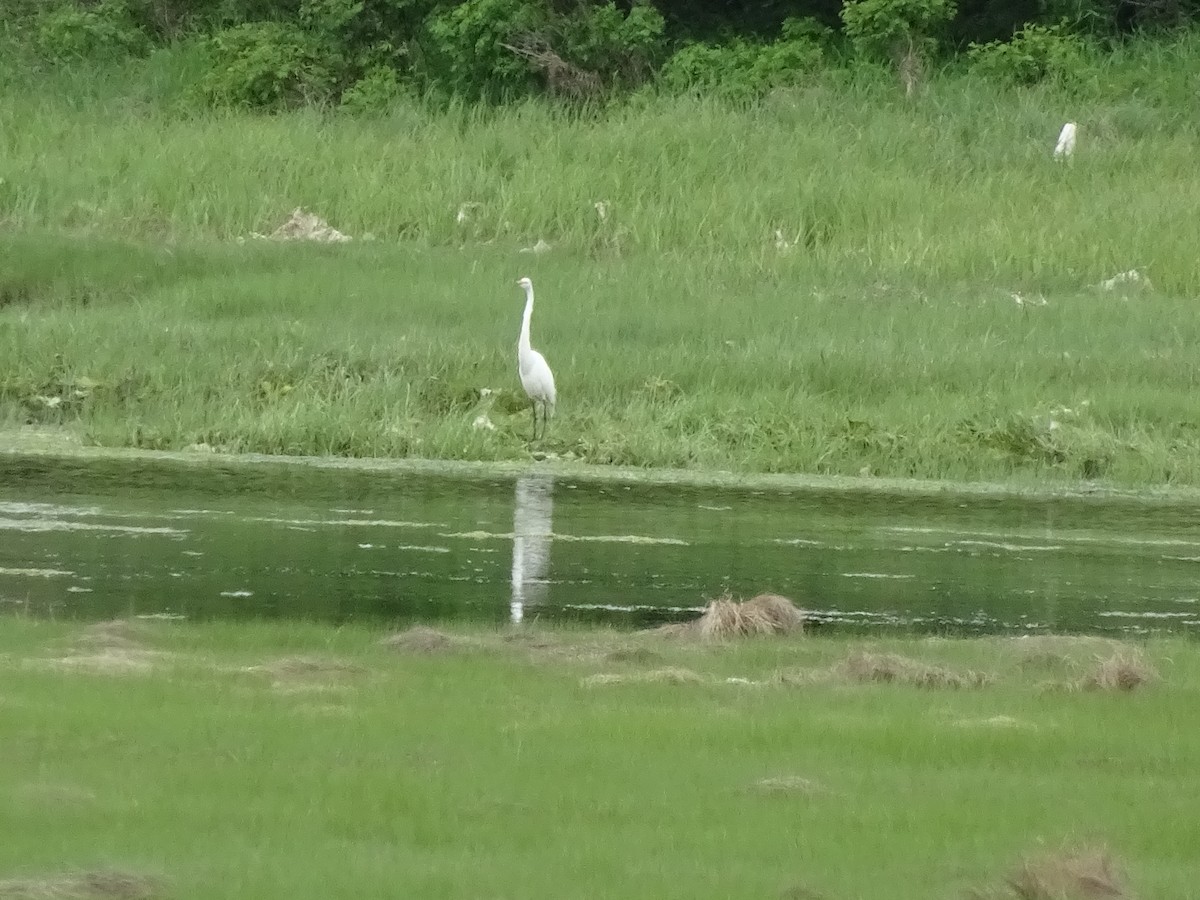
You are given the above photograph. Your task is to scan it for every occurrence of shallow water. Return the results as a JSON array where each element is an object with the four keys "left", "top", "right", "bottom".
[{"left": 2, "top": 455, "right": 1200, "bottom": 635}]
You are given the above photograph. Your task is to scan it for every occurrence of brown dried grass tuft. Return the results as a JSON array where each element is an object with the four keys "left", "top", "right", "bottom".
[
  {"left": 581, "top": 667, "right": 705, "bottom": 687},
  {"left": 24, "top": 650, "right": 160, "bottom": 676},
  {"left": 837, "top": 651, "right": 990, "bottom": 689},
  {"left": 12, "top": 782, "right": 98, "bottom": 808},
  {"left": 1078, "top": 651, "right": 1158, "bottom": 692},
  {"left": 953, "top": 715, "right": 1037, "bottom": 731},
  {"left": 74, "top": 620, "right": 151, "bottom": 652},
  {"left": 1010, "top": 636, "right": 1124, "bottom": 675},
  {"left": 247, "top": 656, "right": 366, "bottom": 681},
  {"left": 752, "top": 775, "right": 824, "bottom": 796},
  {"left": 1006, "top": 846, "right": 1128, "bottom": 899},
  {"left": 651, "top": 592, "right": 807, "bottom": 640},
  {"left": 380, "top": 626, "right": 460, "bottom": 654},
  {"left": 0, "top": 869, "right": 163, "bottom": 899},
  {"left": 604, "top": 647, "right": 665, "bottom": 665},
  {"left": 779, "top": 885, "right": 829, "bottom": 900}
]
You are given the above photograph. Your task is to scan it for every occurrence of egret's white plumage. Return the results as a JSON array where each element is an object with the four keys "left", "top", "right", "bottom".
[
  {"left": 515, "top": 276, "right": 556, "bottom": 441},
  {"left": 1054, "top": 122, "right": 1077, "bottom": 160}
]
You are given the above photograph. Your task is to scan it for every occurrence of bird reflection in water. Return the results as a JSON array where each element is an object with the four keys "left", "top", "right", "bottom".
[{"left": 510, "top": 472, "right": 554, "bottom": 624}]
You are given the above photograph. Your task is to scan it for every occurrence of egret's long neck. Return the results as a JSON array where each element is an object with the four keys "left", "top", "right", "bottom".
[{"left": 518, "top": 288, "right": 534, "bottom": 354}]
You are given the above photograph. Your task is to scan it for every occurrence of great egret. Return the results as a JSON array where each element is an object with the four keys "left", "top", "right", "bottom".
[
  {"left": 515, "top": 277, "right": 556, "bottom": 441},
  {"left": 1054, "top": 122, "right": 1077, "bottom": 160}
]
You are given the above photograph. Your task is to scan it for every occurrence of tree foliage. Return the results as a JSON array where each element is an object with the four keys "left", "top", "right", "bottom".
[{"left": 16, "top": 0, "right": 1200, "bottom": 106}]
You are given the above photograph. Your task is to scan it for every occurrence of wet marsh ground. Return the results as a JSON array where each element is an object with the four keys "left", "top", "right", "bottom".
[
  {"left": 4, "top": 36, "right": 1200, "bottom": 486},
  {"left": 1, "top": 617, "right": 1198, "bottom": 899}
]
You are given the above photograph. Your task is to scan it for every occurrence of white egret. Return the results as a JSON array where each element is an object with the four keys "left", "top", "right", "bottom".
[
  {"left": 1054, "top": 122, "right": 1077, "bottom": 160},
  {"left": 515, "top": 277, "right": 556, "bottom": 441}
]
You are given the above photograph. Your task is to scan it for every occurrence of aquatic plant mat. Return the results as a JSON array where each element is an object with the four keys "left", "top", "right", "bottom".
[{"left": 1, "top": 618, "right": 1195, "bottom": 899}]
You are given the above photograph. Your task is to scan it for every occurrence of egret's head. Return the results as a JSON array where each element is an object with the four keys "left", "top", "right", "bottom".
[{"left": 516, "top": 277, "right": 533, "bottom": 292}]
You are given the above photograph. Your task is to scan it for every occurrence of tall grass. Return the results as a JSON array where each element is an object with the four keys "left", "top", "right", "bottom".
[{"left": 3, "top": 36, "right": 1200, "bottom": 483}]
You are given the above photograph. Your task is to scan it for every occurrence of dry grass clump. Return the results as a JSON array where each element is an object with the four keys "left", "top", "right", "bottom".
[
  {"left": 247, "top": 656, "right": 366, "bottom": 681},
  {"left": 73, "top": 620, "right": 152, "bottom": 652},
  {"left": 23, "top": 650, "right": 160, "bottom": 676},
  {"left": 581, "top": 667, "right": 705, "bottom": 687},
  {"left": 752, "top": 775, "right": 824, "bottom": 796},
  {"left": 1078, "top": 651, "right": 1158, "bottom": 692},
  {"left": 651, "top": 593, "right": 806, "bottom": 641},
  {"left": 12, "top": 782, "right": 98, "bottom": 808},
  {"left": 0, "top": 869, "right": 163, "bottom": 899},
  {"left": 1003, "top": 846, "right": 1128, "bottom": 899},
  {"left": 837, "top": 651, "right": 990, "bottom": 689},
  {"left": 604, "top": 646, "right": 665, "bottom": 665},
  {"left": 1009, "top": 636, "right": 1125, "bottom": 675},
  {"left": 953, "top": 715, "right": 1037, "bottom": 731},
  {"left": 379, "top": 626, "right": 461, "bottom": 654}
]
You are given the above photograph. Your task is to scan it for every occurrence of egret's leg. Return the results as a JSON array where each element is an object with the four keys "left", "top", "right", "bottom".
[{"left": 530, "top": 402, "right": 537, "bottom": 442}]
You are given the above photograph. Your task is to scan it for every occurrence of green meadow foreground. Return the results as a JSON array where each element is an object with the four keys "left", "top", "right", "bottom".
[
  {"left": 3, "top": 37, "right": 1200, "bottom": 488},
  {"left": 0, "top": 617, "right": 1197, "bottom": 899}
]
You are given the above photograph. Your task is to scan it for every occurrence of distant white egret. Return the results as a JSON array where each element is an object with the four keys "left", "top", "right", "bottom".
[
  {"left": 1054, "top": 122, "right": 1077, "bottom": 160},
  {"left": 515, "top": 277, "right": 556, "bottom": 441}
]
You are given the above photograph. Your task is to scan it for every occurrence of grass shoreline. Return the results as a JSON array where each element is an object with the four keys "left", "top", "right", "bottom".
[
  {"left": 10, "top": 425, "right": 1200, "bottom": 506},
  {"left": 2, "top": 616, "right": 1197, "bottom": 899}
]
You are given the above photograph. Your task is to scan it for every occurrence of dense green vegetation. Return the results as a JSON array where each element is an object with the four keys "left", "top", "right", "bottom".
[
  {"left": 2, "top": 8, "right": 1199, "bottom": 485},
  {"left": 7, "top": 0, "right": 1199, "bottom": 107},
  {"left": 0, "top": 617, "right": 1195, "bottom": 899}
]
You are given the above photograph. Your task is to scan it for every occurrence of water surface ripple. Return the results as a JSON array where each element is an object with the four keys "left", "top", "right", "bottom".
[{"left": 2, "top": 457, "right": 1199, "bottom": 635}]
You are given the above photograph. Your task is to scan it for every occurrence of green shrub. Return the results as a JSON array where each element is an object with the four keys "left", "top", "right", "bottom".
[
  {"left": 340, "top": 64, "right": 409, "bottom": 111},
  {"left": 659, "top": 18, "right": 828, "bottom": 100},
  {"left": 424, "top": 0, "right": 547, "bottom": 99},
  {"left": 424, "top": 0, "right": 665, "bottom": 101},
  {"left": 840, "top": 0, "right": 956, "bottom": 61},
  {"left": 967, "top": 22, "right": 1092, "bottom": 85},
  {"left": 34, "top": 0, "right": 150, "bottom": 61},
  {"left": 197, "top": 21, "right": 337, "bottom": 107},
  {"left": 553, "top": 2, "right": 666, "bottom": 87}
]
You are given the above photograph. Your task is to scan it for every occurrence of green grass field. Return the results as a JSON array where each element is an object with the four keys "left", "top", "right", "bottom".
[
  {"left": 1, "top": 617, "right": 1196, "bottom": 899},
  {"left": 3, "top": 36, "right": 1200, "bottom": 485}
]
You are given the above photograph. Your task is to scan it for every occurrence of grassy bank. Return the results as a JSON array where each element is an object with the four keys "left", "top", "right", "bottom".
[
  {"left": 0, "top": 617, "right": 1196, "bottom": 899},
  {"left": 3, "top": 38, "right": 1200, "bottom": 485}
]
